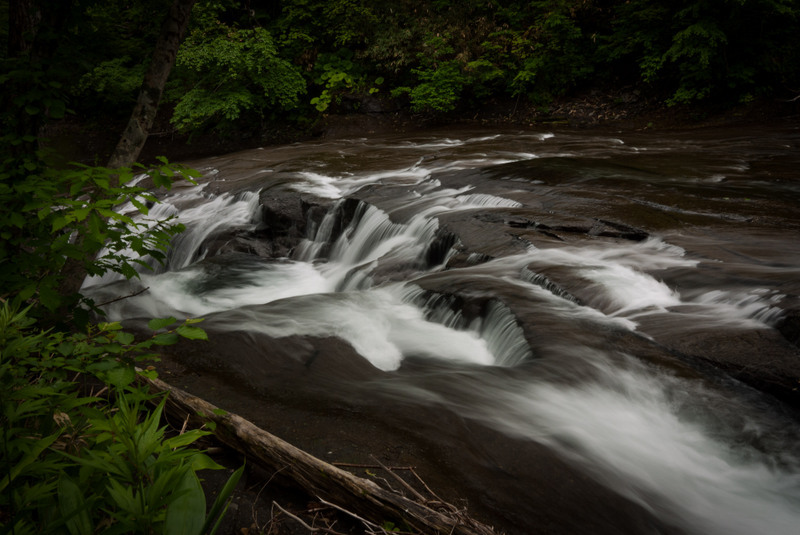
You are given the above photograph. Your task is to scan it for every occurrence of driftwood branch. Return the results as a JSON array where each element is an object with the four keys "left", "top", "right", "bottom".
[{"left": 142, "top": 375, "right": 498, "bottom": 535}]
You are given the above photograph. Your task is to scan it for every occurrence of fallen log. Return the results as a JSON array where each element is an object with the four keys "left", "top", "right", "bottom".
[{"left": 143, "top": 375, "right": 499, "bottom": 535}]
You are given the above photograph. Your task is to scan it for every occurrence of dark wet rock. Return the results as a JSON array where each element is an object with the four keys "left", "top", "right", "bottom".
[
  {"left": 296, "top": 197, "right": 364, "bottom": 261},
  {"left": 776, "top": 301, "right": 800, "bottom": 348},
  {"left": 633, "top": 313, "right": 800, "bottom": 407},
  {"left": 504, "top": 215, "right": 648, "bottom": 241},
  {"left": 592, "top": 218, "right": 650, "bottom": 241},
  {"left": 202, "top": 231, "right": 276, "bottom": 258},
  {"left": 445, "top": 250, "right": 494, "bottom": 269},
  {"left": 257, "top": 190, "right": 321, "bottom": 243},
  {"left": 196, "top": 190, "right": 335, "bottom": 260},
  {"left": 520, "top": 265, "right": 583, "bottom": 305},
  {"left": 425, "top": 227, "right": 459, "bottom": 267},
  {"left": 436, "top": 216, "right": 530, "bottom": 261},
  {"left": 322, "top": 197, "right": 362, "bottom": 242}
]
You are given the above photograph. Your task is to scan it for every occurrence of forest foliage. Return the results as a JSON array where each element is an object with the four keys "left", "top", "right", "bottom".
[{"left": 3, "top": 0, "right": 798, "bottom": 135}]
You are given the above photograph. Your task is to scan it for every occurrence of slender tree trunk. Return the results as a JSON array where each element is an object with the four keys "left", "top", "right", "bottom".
[
  {"left": 107, "top": 0, "right": 196, "bottom": 170},
  {"left": 59, "top": 0, "right": 195, "bottom": 303},
  {"left": 8, "top": 0, "right": 40, "bottom": 54}
]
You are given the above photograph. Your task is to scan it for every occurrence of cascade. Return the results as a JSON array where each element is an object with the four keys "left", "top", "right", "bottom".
[{"left": 81, "top": 128, "right": 800, "bottom": 535}]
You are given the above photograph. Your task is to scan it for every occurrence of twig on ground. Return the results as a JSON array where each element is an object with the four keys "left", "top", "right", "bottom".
[
  {"left": 252, "top": 465, "right": 288, "bottom": 531},
  {"left": 272, "top": 501, "right": 318, "bottom": 532},
  {"left": 370, "top": 455, "right": 427, "bottom": 503},
  {"left": 94, "top": 286, "right": 150, "bottom": 307},
  {"left": 271, "top": 501, "right": 349, "bottom": 534},
  {"left": 332, "top": 462, "right": 416, "bottom": 471}
]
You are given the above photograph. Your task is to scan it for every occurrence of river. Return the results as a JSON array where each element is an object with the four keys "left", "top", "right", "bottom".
[{"left": 83, "top": 123, "right": 800, "bottom": 534}]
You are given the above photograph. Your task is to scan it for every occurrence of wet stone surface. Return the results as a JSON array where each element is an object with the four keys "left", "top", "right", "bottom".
[{"left": 92, "top": 123, "right": 800, "bottom": 535}]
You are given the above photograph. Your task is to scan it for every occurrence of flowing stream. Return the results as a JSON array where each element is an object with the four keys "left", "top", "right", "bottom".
[{"left": 83, "top": 124, "right": 800, "bottom": 534}]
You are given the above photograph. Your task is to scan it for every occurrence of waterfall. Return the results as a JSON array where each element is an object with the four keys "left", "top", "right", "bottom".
[
  {"left": 82, "top": 189, "right": 262, "bottom": 288},
  {"left": 472, "top": 300, "right": 533, "bottom": 366},
  {"left": 86, "top": 176, "right": 535, "bottom": 371},
  {"left": 81, "top": 128, "right": 800, "bottom": 535}
]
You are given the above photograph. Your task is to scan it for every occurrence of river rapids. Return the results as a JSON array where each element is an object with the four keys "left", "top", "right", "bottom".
[{"left": 83, "top": 124, "right": 800, "bottom": 534}]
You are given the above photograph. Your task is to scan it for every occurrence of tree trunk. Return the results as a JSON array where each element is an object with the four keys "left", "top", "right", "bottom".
[
  {"left": 143, "top": 375, "right": 499, "bottom": 535},
  {"left": 7, "top": 0, "right": 40, "bottom": 54},
  {"left": 107, "top": 0, "right": 196, "bottom": 170}
]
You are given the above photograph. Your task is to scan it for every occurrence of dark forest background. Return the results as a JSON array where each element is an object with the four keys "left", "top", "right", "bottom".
[{"left": 4, "top": 0, "right": 799, "bottom": 142}]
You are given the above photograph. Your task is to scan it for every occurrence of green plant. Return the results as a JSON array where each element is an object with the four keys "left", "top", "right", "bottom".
[
  {"left": 310, "top": 49, "right": 383, "bottom": 112},
  {"left": 0, "top": 301, "right": 242, "bottom": 534},
  {"left": 0, "top": 152, "right": 198, "bottom": 318},
  {"left": 381, "top": 521, "right": 402, "bottom": 533},
  {"left": 507, "top": 0, "right": 594, "bottom": 102},
  {"left": 600, "top": 0, "right": 800, "bottom": 105},
  {"left": 168, "top": 25, "right": 306, "bottom": 132},
  {"left": 76, "top": 56, "right": 147, "bottom": 107},
  {"left": 398, "top": 34, "right": 466, "bottom": 113}
]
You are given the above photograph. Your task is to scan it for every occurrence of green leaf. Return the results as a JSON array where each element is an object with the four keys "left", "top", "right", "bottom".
[
  {"left": 153, "top": 333, "right": 180, "bottom": 346},
  {"left": 201, "top": 465, "right": 244, "bottom": 535},
  {"left": 58, "top": 474, "right": 93, "bottom": 535},
  {"left": 47, "top": 99, "right": 67, "bottom": 119},
  {"left": 176, "top": 325, "right": 208, "bottom": 341},
  {"left": 52, "top": 215, "right": 69, "bottom": 232},
  {"left": 39, "top": 284, "right": 62, "bottom": 311},
  {"left": 0, "top": 431, "right": 61, "bottom": 493},
  {"left": 73, "top": 207, "right": 91, "bottom": 222},
  {"left": 130, "top": 197, "right": 149, "bottom": 214},
  {"left": 148, "top": 317, "right": 178, "bottom": 331},
  {"left": 107, "top": 478, "right": 140, "bottom": 515},
  {"left": 163, "top": 430, "right": 209, "bottom": 451},
  {"left": 115, "top": 331, "right": 135, "bottom": 345},
  {"left": 164, "top": 470, "right": 206, "bottom": 535},
  {"left": 189, "top": 453, "right": 224, "bottom": 472},
  {"left": 104, "top": 365, "right": 136, "bottom": 388}
]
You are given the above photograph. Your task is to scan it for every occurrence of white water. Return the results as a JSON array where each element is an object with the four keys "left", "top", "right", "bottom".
[
  {"left": 454, "top": 352, "right": 800, "bottom": 535},
  {"left": 92, "top": 159, "right": 531, "bottom": 370},
  {"left": 85, "top": 129, "right": 800, "bottom": 534},
  {"left": 523, "top": 239, "right": 785, "bottom": 328}
]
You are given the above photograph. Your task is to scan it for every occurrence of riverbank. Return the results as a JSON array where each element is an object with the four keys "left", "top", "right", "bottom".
[
  {"left": 146, "top": 93, "right": 800, "bottom": 162},
  {"left": 45, "top": 93, "right": 799, "bottom": 169}
]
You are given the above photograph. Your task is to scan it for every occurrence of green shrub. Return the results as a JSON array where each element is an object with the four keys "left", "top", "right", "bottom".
[
  {"left": 397, "top": 34, "right": 466, "bottom": 113},
  {"left": 309, "top": 49, "right": 383, "bottom": 112},
  {"left": 0, "top": 302, "right": 243, "bottom": 534},
  {"left": 76, "top": 57, "right": 146, "bottom": 108},
  {"left": 168, "top": 26, "right": 306, "bottom": 132},
  {"left": 0, "top": 153, "right": 197, "bottom": 318}
]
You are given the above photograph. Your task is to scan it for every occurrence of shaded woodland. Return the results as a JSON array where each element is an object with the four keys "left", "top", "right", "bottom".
[{"left": 2, "top": 1, "right": 799, "bottom": 534}]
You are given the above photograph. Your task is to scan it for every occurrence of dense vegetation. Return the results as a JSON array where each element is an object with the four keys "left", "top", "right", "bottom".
[
  {"left": 1, "top": 1, "right": 241, "bottom": 532},
  {"left": 1, "top": 0, "right": 798, "bottom": 532},
  {"left": 4, "top": 0, "right": 799, "bottom": 138}
]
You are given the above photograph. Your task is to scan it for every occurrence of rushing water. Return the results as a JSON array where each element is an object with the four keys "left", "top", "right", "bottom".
[{"left": 83, "top": 124, "right": 800, "bottom": 534}]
